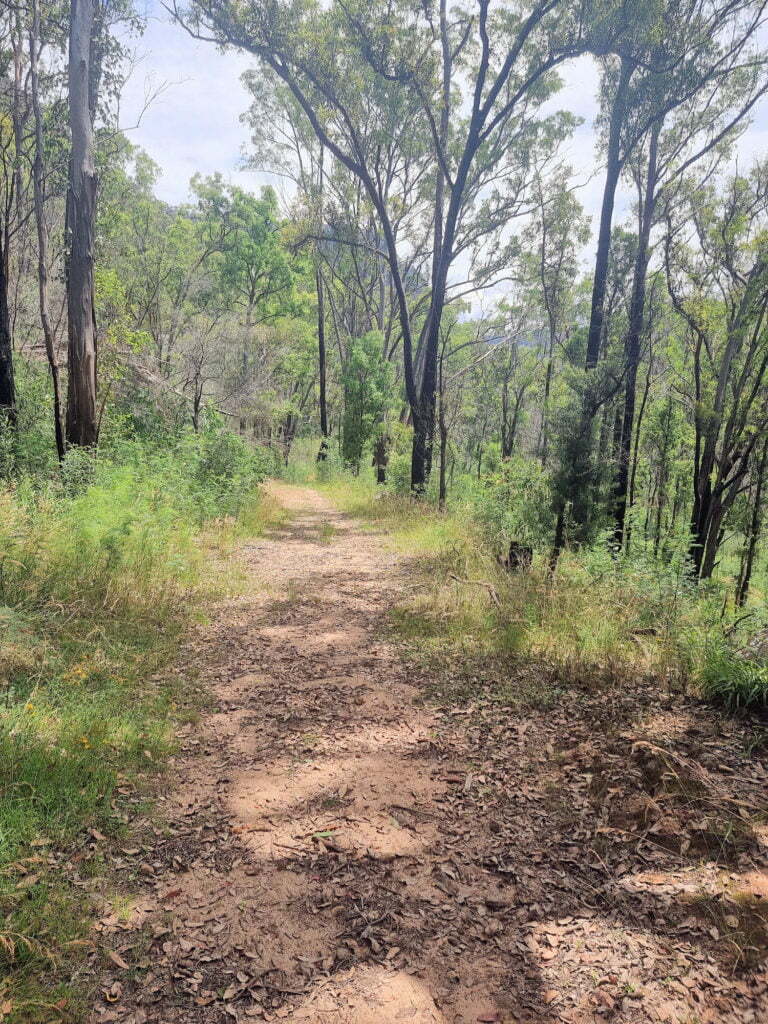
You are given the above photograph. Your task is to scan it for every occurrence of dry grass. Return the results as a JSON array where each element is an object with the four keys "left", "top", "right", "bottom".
[{"left": 316, "top": 482, "right": 719, "bottom": 703}]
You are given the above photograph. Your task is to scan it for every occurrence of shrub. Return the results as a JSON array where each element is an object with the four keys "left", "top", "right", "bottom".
[
  {"left": 698, "top": 639, "right": 768, "bottom": 709},
  {"left": 471, "top": 456, "right": 553, "bottom": 557},
  {"left": 386, "top": 423, "right": 414, "bottom": 495},
  {"left": 341, "top": 331, "right": 393, "bottom": 472},
  {"left": 190, "top": 425, "right": 271, "bottom": 519}
]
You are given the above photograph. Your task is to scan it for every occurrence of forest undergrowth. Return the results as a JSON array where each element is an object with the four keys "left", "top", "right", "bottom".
[
  {"left": 0, "top": 426, "right": 280, "bottom": 1019},
  {"left": 290, "top": 448, "right": 768, "bottom": 715}
]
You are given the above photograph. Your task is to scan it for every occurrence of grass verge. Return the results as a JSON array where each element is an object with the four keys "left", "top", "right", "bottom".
[
  {"left": 0, "top": 438, "right": 282, "bottom": 1022},
  {"left": 316, "top": 476, "right": 759, "bottom": 711}
]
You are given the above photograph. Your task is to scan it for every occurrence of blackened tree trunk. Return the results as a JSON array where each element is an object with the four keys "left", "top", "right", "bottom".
[
  {"left": 613, "top": 122, "right": 660, "bottom": 547},
  {"left": 549, "top": 507, "right": 566, "bottom": 573},
  {"left": 411, "top": 263, "right": 443, "bottom": 493},
  {"left": 316, "top": 266, "right": 329, "bottom": 460},
  {"left": 501, "top": 379, "right": 513, "bottom": 460},
  {"left": 736, "top": 434, "right": 768, "bottom": 607},
  {"left": 687, "top": 255, "right": 768, "bottom": 579},
  {"left": 502, "top": 380, "right": 524, "bottom": 460},
  {"left": 65, "top": 0, "right": 99, "bottom": 448},
  {"left": 625, "top": 342, "right": 654, "bottom": 553},
  {"left": 584, "top": 59, "right": 633, "bottom": 373},
  {"left": 538, "top": 348, "right": 554, "bottom": 466},
  {"left": 0, "top": 239, "right": 14, "bottom": 429},
  {"left": 411, "top": 0, "right": 451, "bottom": 495},
  {"left": 436, "top": 326, "right": 454, "bottom": 511},
  {"left": 438, "top": 397, "right": 448, "bottom": 510},
  {"left": 553, "top": 58, "right": 633, "bottom": 558},
  {"left": 30, "top": 0, "right": 65, "bottom": 461}
]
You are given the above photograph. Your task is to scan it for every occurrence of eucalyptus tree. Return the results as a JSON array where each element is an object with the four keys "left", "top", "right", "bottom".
[
  {"left": 243, "top": 65, "right": 431, "bottom": 453},
  {"left": 515, "top": 165, "right": 589, "bottom": 466},
  {"left": 108, "top": 170, "right": 236, "bottom": 379},
  {"left": 544, "top": 0, "right": 768, "bottom": 556},
  {"left": 65, "top": 0, "right": 144, "bottom": 447},
  {"left": 736, "top": 434, "right": 768, "bottom": 607},
  {"left": 664, "top": 164, "right": 768, "bottom": 579},
  {"left": 609, "top": 6, "right": 768, "bottom": 547},
  {"left": 246, "top": 76, "right": 338, "bottom": 456},
  {"left": 65, "top": 0, "right": 100, "bottom": 446},
  {"left": 28, "top": 0, "right": 66, "bottom": 460},
  {"left": 171, "top": 0, "right": 601, "bottom": 492},
  {"left": 198, "top": 176, "right": 296, "bottom": 429},
  {"left": 0, "top": 3, "right": 34, "bottom": 433}
]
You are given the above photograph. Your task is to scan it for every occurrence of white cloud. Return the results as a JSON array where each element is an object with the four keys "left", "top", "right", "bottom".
[
  {"left": 120, "top": 0, "right": 768, "bottom": 235},
  {"left": 118, "top": 1, "right": 276, "bottom": 203}
]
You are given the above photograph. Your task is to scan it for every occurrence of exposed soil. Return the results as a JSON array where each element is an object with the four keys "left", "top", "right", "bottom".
[{"left": 91, "top": 483, "right": 768, "bottom": 1024}]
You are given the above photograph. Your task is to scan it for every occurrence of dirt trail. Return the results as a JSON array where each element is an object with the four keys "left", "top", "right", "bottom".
[{"left": 93, "top": 483, "right": 768, "bottom": 1024}]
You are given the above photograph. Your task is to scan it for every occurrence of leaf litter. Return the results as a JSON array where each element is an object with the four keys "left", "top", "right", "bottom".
[{"left": 86, "top": 483, "right": 768, "bottom": 1024}]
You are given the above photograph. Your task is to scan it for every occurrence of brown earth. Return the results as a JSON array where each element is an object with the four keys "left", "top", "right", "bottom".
[{"left": 91, "top": 483, "right": 768, "bottom": 1024}]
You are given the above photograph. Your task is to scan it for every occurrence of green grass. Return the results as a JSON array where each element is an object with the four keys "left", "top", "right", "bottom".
[
  {"left": 318, "top": 474, "right": 470, "bottom": 552},
  {"left": 315, "top": 520, "right": 338, "bottom": 543},
  {"left": 308, "top": 467, "right": 757, "bottom": 710},
  {"left": 0, "top": 434, "right": 282, "bottom": 1021},
  {"left": 698, "top": 642, "right": 768, "bottom": 710}
]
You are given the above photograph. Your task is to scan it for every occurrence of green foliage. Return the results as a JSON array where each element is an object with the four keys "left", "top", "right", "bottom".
[
  {"left": 341, "top": 331, "right": 393, "bottom": 471},
  {"left": 202, "top": 177, "right": 296, "bottom": 318},
  {"left": 385, "top": 423, "right": 415, "bottom": 495},
  {"left": 321, "top": 470, "right": 768, "bottom": 712},
  {"left": 698, "top": 642, "right": 768, "bottom": 710},
  {"left": 0, "top": 362, "right": 61, "bottom": 481},
  {"left": 0, "top": 425, "right": 276, "bottom": 1016},
  {"left": 189, "top": 418, "right": 275, "bottom": 519},
  {"left": 472, "top": 456, "right": 553, "bottom": 555}
]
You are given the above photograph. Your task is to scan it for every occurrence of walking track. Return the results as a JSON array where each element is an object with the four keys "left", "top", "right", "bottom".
[{"left": 91, "top": 483, "right": 768, "bottom": 1024}]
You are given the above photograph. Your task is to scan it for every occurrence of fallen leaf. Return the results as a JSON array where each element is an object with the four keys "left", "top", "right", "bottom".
[
  {"left": 16, "top": 873, "right": 40, "bottom": 889},
  {"left": 107, "top": 950, "right": 130, "bottom": 970}
]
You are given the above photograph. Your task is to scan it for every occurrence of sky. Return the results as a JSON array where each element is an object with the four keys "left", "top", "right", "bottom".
[{"left": 119, "top": 2, "right": 768, "bottom": 235}]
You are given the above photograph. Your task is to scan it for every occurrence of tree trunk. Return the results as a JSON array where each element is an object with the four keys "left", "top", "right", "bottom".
[
  {"left": 192, "top": 386, "right": 202, "bottom": 432},
  {"left": 0, "top": 237, "right": 15, "bottom": 429},
  {"left": 438, "top": 394, "right": 448, "bottom": 510},
  {"left": 564, "top": 58, "right": 633, "bottom": 541},
  {"left": 550, "top": 506, "right": 566, "bottom": 573},
  {"left": 408, "top": 0, "right": 452, "bottom": 495},
  {"left": 65, "top": 0, "right": 99, "bottom": 448},
  {"left": 538, "top": 351, "right": 554, "bottom": 466},
  {"left": 698, "top": 494, "right": 727, "bottom": 579},
  {"left": 625, "top": 345, "right": 654, "bottom": 554},
  {"left": 316, "top": 265, "right": 329, "bottom": 460},
  {"left": 584, "top": 59, "right": 633, "bottom": 372},
  {"left": 737, "top": 434, "right": 768, "bottom": 606},
  {"left": 501, "top": 379, "right": 512, "bottom": 459},
  {"left": 0, "top": 23, "right": 17, "bottom": 433},
  {"left": 613, "top": 123, "right": 660, "bottom": 547},
  {"left": 29, "top": 0, "right": 65, "bottom": 462}
]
